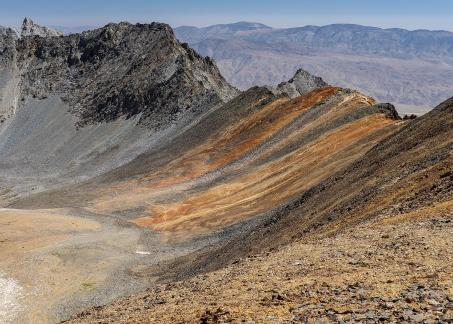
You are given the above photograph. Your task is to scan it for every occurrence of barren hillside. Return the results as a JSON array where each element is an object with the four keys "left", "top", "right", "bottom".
[
  {"left": 0, "top": 19, "right": 451, "bottom": 323},
  {"left": 68, "top": 89, "right": 453, "bottom": 324}
]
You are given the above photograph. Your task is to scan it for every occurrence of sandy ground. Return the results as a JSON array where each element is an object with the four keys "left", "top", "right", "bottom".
[
  {"left": 0, "top": 208, "right": 102, "bottom": 323},
  {"left": 0, "top": 208, "right": 193, "bottom": 323},
  {"left": 0, "top": 272, "right": 23, "bottom": 324}
]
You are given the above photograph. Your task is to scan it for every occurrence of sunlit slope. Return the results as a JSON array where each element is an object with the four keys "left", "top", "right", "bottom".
[
  {"left": 14, "top": 86, "right": 403, "bottom": 237},
  {"left": 173, "top": 96, "right": 452, "bottom": 274},
  {"left": 64, "top": 94, "right": 453, "bottom": 324}
]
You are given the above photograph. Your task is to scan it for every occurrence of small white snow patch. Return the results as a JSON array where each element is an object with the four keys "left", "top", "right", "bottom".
[
  {"left": 0, "top": 273, "right": 23, "bottom": 323},
  {"left": 135, "top": 251, "right": 151, "bottom": 255}
]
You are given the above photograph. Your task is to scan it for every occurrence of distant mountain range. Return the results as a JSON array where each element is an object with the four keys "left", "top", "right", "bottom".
[
  {"left": 176, "top": 22, "right": 272, "bottom": 42},
  {"left": 177, "top": 22, "right": 453, "bottom": 58},
  {"left": 176, "top": 22, "right": 453, "bottom": 114}
]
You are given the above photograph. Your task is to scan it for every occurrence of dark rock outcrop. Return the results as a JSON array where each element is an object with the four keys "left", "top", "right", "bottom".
[
  {"left": 13, "top": 21, "right": 238, "bottom": 128},
  {"left": 276, "top": 68, "right": 328, "bottom": 98}
]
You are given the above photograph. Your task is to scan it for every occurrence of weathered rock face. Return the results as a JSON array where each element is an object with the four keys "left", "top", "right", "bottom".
[
  {"left": 276, "top": 68, "right": 328, "bottom": 98},
  {"left": 0, "top": 27, "right": 19, "bottom": 125},
  {"left": 0, "top": 20, "right": 238, "bottom": 196},
  {"left": 15, "top": 21, "right": 238, "bottom": 128},
  {"left": 20, "top": 17, "right": 63, "bottom": 37},
  {"left": 0, "top": 26, "right": 17, "bottom": 67}
]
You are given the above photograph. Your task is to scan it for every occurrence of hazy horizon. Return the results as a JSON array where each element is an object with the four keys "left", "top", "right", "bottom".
[
  {"left": 6, "top": 19, "right": 453, "bottom": 35},
  {"left": 2, "top": 0, "right": 453, "bottom": 32}
]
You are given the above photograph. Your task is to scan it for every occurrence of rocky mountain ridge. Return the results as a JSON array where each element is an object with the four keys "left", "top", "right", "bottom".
[
  {"left": 0, "top": 19, "right": 237, "bottom": 198},
  {"left": 67, "top": 91, "right": 452, "bottom": 324},
  {"left": 11, "top": 20, "right": 237, "bottom": 128},
  {"left": 0, "top": 19, "right": 451, "bottom": 323}
]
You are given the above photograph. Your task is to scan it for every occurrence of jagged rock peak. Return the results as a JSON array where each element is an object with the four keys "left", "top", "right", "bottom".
[
  {"left": 13, "top": 20, "right": 238, "bottom": 129},
  {"left": 277, "top": 68, "right": 329, "bottom": 98},
  {"left": 21, "top": 17, "right": 63, "bottom": 37}
]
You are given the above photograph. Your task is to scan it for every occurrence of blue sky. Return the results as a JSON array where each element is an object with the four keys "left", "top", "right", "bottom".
[{"left": 1, "top": 0, "right": 453, "bottom": 31}]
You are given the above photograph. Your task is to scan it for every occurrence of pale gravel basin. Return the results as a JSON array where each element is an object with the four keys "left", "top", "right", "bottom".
[
  {"left": 0, "top": 272, "right": 23, "bottom": 324},
  {"left": 0, "top": 207, "right": 207, "bottom": 323}
]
